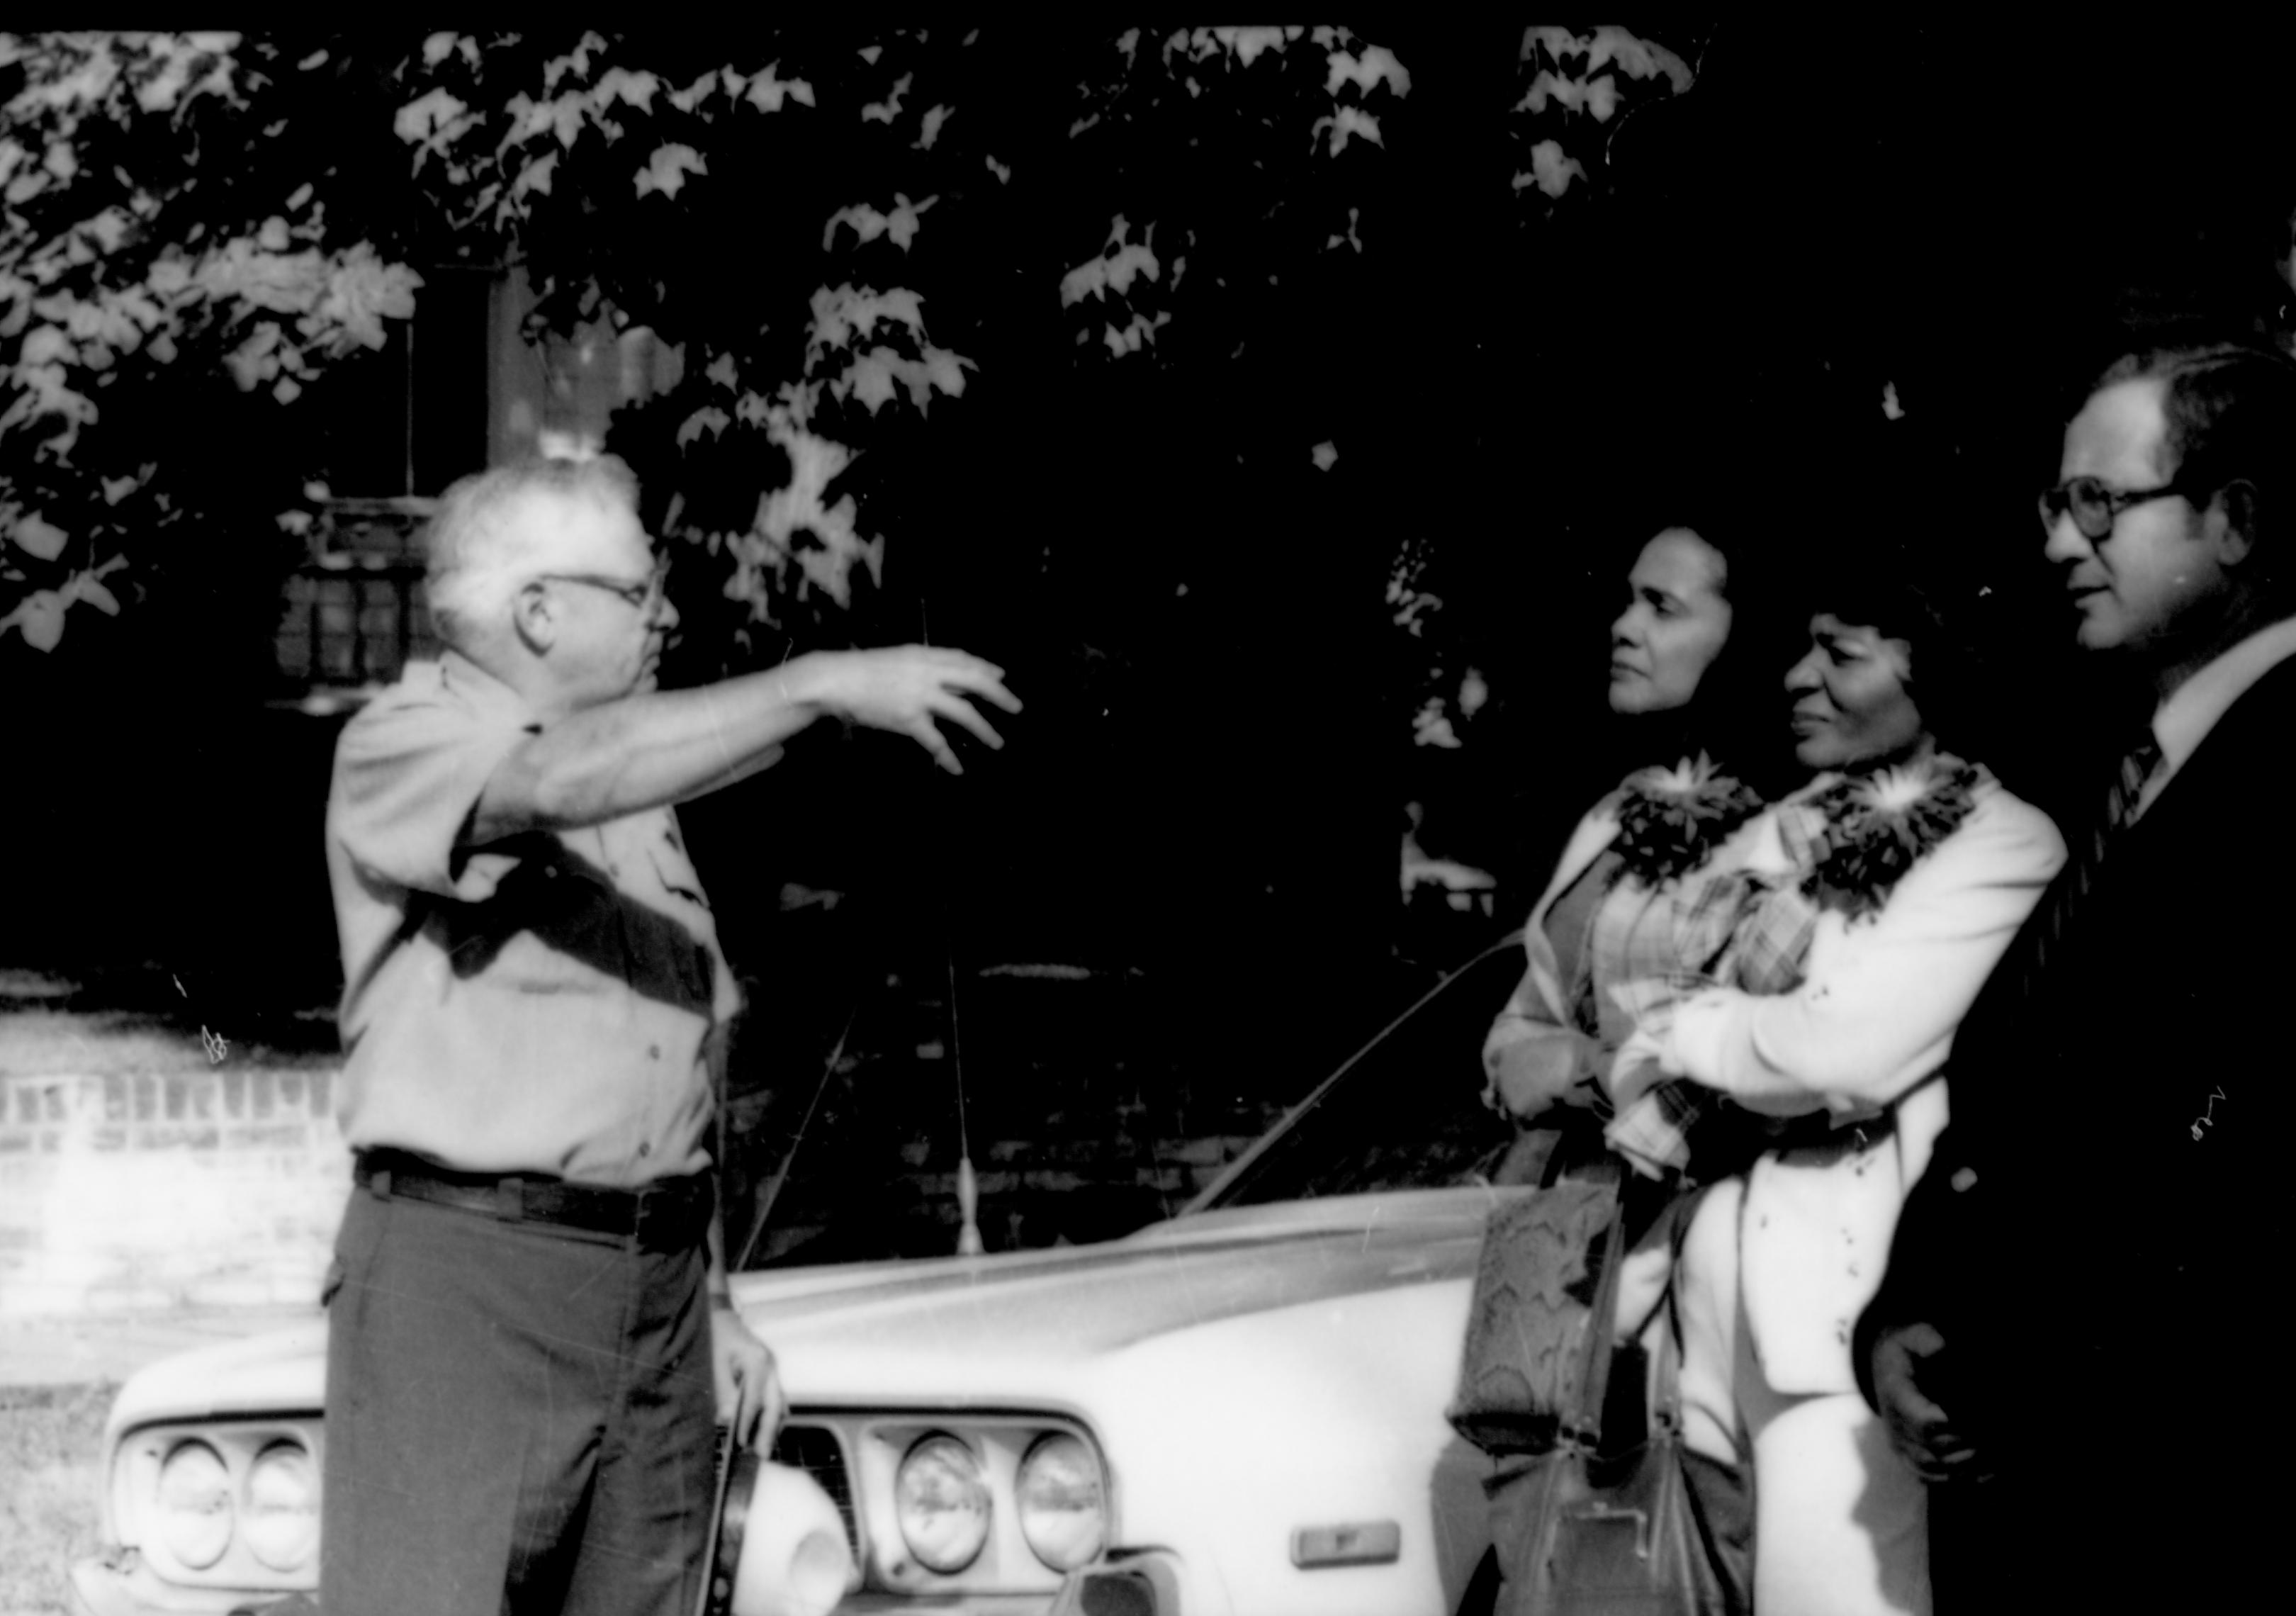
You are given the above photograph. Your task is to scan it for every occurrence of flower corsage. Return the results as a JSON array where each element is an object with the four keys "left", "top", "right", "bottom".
[
  {"left": 1799, "top": 752, "right": 1982, "bottom": 920},
  {"left": 1609, "top": 754, "right": 1765, "bottom": 888}
]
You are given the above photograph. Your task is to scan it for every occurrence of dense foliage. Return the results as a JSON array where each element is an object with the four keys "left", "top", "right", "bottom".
[
  {"left": 12, "top": 21, "right": 2291, "bottom": 1098},
  {"left": 3, "top": 23, "right": 1701, "bottom": 731},
  {"left": 1, "top": 35, "right": 422, "bottom": 653},
  {"left": 386, "top": 27, "right": 1451, "bottom": 666}
]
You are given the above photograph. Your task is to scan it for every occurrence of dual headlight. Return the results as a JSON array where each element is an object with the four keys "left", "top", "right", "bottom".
[
  {"left": 892, "top": 1431, "right": 1105, "bottom": 1575},
  {"left": 149, "top": 1423, "right": 1095, "bottom": 1593},
  {"left": 152, "top": 1439, "right": 320, "bottom": 1575}
]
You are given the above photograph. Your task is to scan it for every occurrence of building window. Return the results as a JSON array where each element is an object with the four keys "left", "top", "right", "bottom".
[
  {"left": 273, "top": 501, "right": 440, "bottom": 699},
  {"left": 272, "top": 266, "right": 682, "bottom": 707},
  {"left": 272, "top": 266, "right": 490, "bottom": 706}
]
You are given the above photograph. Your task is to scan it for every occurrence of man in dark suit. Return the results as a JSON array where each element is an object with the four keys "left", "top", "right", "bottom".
[{"left": 1855, "top": 342, "right": 2296, "bottom": 1610}]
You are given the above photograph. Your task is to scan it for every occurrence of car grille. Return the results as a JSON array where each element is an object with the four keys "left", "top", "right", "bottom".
[{"left": 772, "top": 1421, "right": 858, "bottom": 1553}]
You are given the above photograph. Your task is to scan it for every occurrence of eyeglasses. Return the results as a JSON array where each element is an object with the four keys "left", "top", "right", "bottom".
[
  {"left": 532, "top": 561, "right": 668, "bottom": 613},
  {"left": 2037, "top": 476, "right": 2205, "bottom": 542}
]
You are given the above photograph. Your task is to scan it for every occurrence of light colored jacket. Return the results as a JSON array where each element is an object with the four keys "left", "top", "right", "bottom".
[
  {"left": 1626, "top": 775, "right": 2064, "bottom": 1391},
  {"left": 1478, "top": 802, "right": 1621, "bottom": 1118},
  {"left": 1480, "top": 793, "right": 1777, "bottom": 1119}
]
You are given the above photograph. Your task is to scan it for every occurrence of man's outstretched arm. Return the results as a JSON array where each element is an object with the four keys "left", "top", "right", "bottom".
[{"left": 475, "top": 645, "right": 1020, "bottom": 838}]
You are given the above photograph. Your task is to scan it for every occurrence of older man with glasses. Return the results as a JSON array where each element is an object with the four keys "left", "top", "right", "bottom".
[
  {"left": 1854, "top": 342, "right": 2296, "bottom": 1612},
  {"left": 318, "top": 454, "right": 1018, "bottom": 1615}
]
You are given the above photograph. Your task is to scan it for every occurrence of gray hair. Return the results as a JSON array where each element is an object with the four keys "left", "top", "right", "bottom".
[{"left": 424, "top": 456, "right": 642, "bottom": 646}]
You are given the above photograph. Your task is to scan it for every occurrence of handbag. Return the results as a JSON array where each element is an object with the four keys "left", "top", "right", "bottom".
[
  {"left": 1484, "top": 1179, "right": 1752, "bottom": 1616},
  {"left": 1448, "top": 1128, "right": 1624, "bottom": 1457}
]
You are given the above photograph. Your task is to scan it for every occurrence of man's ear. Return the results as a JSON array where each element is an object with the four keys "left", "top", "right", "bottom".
[
  {"left": 2208, "top": 479, "right": 2259, "bottom": 569},
  {"left": 509, "top": 580, "right": 558, "bottom": 655}
]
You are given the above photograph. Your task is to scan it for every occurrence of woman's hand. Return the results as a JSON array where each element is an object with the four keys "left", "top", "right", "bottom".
[
  {"left": 1604, "top": 1091, "right": 1687, "bottom": 1179},
  {"left": 1608, "top": 1026, "right": 1671, "bottom": 1107},
  {"left": 1482, "top": 1024, "right": 1599, "bottom": 1120}
]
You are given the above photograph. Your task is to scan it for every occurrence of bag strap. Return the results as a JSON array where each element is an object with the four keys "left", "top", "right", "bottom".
[
  {"left": 1614, "top": 1180, "right": 1702, "bottom": 1435},
  {"left": 1535, "top": 1113, "right": 1615, "bottom": 1190},
  {"left": 1653, "top": 1185, "right": 1699, "bottom": 1429},
  {"left": 1611, "top": 1181, "right": 1702, "bottom": 1351},
  {"left": 1662, "top": 1180, "right": 1704, "bottom": 1358},
  {"left": 1562, "top": 1177, "right": 1631, "bottom": 1444}
]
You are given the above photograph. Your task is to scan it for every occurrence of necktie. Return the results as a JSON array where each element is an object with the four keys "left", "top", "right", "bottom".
[
  {"left": 2028, "top": 729, "right": 2161, "bottom": 975},
  {"left": 2096, "top": 731, "right": 2163, "bottom": 849}
]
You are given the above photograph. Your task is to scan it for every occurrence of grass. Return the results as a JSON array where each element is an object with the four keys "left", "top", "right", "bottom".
[
  {"left": 0, "top": 1383, "right": 113, "bottom": 1616},
  {"left": 0, "top": 974, "right": 327, "bottom": 1613}
]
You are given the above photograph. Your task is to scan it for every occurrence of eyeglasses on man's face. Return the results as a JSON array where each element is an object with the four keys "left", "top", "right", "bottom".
[
  {"left": 532, "top": 560, "right": 670, "bottom": 613},
  {"left": 2037, "top": 475, "right": 2205, "bottom": 542}
]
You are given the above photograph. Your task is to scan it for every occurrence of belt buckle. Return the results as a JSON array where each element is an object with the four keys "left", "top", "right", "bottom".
[
  {"left": 1842, "top": 1113, "right": 1892, "bottom": 1155},
  {"left": 632, "top": 1183, "right": 668, "bottom": 1242},
  {"left": 634, "top": 1179, "right": 697, "bottom": 1244}
]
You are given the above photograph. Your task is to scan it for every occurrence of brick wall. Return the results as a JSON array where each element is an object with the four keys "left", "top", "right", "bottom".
[
  {"left": 0, "top": 1063, "right": 1283, "bottom": 1316},
  {"left": 0, "top": 1070, "right": 350, "bottom": 1319}
]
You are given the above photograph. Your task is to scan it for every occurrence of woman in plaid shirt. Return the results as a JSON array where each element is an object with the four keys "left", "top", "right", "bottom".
[
  {"left": 1477, "top": 515, "right": 1790, "bottom": 1610},
  {"left": 1602, "top": 566, "right": 2064, "bottom": 1616},
  {"left": 1481, "top": 517, "right": 1791, "bottom": 1168}
]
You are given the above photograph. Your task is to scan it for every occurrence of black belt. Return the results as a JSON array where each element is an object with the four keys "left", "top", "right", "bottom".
[
  {"left": 355, "top": 1149, "right": 711, "bottom": 1247},
  {"left": 1765, "top": 1104, "right": 1897, "bottom": 1158},
  {"left": 1767, "top": 1066, "right": 1948, "bottom": 1159}
]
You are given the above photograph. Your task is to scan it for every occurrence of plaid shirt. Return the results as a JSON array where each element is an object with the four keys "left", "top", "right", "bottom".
[{"left": 1605, "top": 797, "right": 1830, "bottom": 1179}]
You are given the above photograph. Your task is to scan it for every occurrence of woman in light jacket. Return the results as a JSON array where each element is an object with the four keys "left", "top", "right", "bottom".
[{"left": 1609, "top": 563, "right": 2064, "bottom": 1616}]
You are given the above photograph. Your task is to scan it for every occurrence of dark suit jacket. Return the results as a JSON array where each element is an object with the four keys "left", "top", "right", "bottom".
[{"left": 1863, "top": 648, "right": 2296, "bottom": 1607}]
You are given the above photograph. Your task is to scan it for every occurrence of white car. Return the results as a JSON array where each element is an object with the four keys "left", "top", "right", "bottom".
[{"left": 70, "top": 936, "right": 1535, "bottom": 1616}]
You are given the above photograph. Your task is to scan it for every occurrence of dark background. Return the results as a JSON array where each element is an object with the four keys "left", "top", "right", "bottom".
[{"left": 9, "top": 21, "right": 2293, "bottom": 1251}]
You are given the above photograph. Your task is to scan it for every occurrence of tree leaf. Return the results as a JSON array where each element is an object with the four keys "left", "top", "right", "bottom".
[
  {"left": 63, "top": 572, "right": 119, "bottom": 615},
  {"left": 3, "top": 590, "right": 66, "bottom": 651},
  {"left": 11, "top": 512, "right": 68, "bottom": 561},
  {"left": 634, "top": 142, "right": 706, "bottom": 199}
]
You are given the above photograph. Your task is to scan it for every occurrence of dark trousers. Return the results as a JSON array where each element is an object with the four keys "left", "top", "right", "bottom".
[{"left": 320, "top": 1182, "right": 719, "bottom": 1616}]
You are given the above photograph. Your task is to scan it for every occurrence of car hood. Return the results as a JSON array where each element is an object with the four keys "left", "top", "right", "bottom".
[
  {"left": 721, "top": 1187, "right": 1498, "bottom": 1403},
  {"left": 105, "top": 1316, "right": 332, "bottom": 1443},
  {"left": 105, "top": 1189, "right": 1501, "bottom": 1432}
]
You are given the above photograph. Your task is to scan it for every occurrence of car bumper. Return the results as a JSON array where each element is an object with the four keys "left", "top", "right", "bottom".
[
  {"left": 1048, "top": 1552, "right": 1188, "bottom": 1616},
  {"left": 68, "top": 1557, "right": 1184, "bottom": 1616},
  {"left": 66, "top": 1566, "right": 1061, "bottom": 1616},
  {"left": 69, "top": 1553, "right": 310, "bottom": 1616}
]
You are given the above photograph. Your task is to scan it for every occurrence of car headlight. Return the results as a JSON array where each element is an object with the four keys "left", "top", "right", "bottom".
[
  {"left": 155, "top": 1440, "right": 233, "bottom": 1571},
  {"left": 242, "top": 1443, "right": 320, "bottom": 1573},
  {"left": 894, "top": 1433, "right": 991, "bottom": 1573},
  {"left": 1015, "top": 1432, "right": 1106, "bottom": 1571}
]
